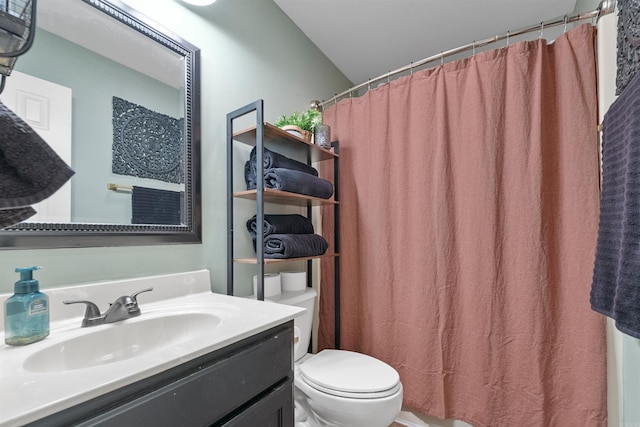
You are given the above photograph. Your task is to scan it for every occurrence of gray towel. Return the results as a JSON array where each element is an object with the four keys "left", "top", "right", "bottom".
[
  {"left": 263, "top": 233, "right": 329, "bottom": 259},
  {"left": 246, "top": 214, "right": 314, "bottom": 239},
  {"left": 244, "top": 161, "right": 256, "bottom": 190},
  {"left": 247, "top": 214, "right": 315, "bottom": 252},
  {"left": 249, "top": 146, "right": 317, "bottom": 177},
  {"left": 0, "top": 207, "right": 36, "bottom": 229},
  {"left": 263, "top": 168, "right": 334, "bottom": 199},
  {"left": 132, "top": 186, "right": 182, "bottom": 225},
  {"left": 0, "top": 100, "right": 74, "bottom": 210},
  {"left": 591, "top": 70, "right": 640, "bottom": 339}
]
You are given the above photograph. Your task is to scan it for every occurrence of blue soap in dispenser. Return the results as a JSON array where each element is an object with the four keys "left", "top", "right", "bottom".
[{"left": 4, "top": 266, "right": 49, "bottom": 346}]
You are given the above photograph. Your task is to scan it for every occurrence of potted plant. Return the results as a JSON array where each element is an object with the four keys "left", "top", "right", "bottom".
[{"left": 274, "top": 109, "right": 322, "bottom": 142}]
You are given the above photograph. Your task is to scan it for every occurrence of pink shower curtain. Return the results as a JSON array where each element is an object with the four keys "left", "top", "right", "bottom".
[{"left": 319, "top": 24, "right": 606, "bottom": 426}]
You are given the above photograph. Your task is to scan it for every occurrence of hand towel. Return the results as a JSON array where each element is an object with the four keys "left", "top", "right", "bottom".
[
  {"left": 591, "top": 70, "right": 640, "bottom": 338},
  {"left": 0, "top": 100, "right": 74, "bottom": 210},
  {"left": 132, "top": 186, "right": 182, "bottom": 225}
]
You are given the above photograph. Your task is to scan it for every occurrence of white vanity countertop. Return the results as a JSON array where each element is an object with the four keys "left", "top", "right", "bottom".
[{"left": 0, "top": 270, "right": 303, "bottom": 427}]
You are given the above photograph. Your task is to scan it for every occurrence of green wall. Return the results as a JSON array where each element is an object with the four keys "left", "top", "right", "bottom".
[{"left": 0, "top": 0, "right": 350, "bottom": 294}]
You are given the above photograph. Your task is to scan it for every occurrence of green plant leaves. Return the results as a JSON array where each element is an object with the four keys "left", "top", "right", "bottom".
[{"left": 274, "top": 109, "right": 321, "bottom": 132}]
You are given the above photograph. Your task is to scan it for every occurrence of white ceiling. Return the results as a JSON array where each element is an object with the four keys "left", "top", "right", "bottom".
[{"left": 273, "top": 0, "right": 579, "bottom": 84}]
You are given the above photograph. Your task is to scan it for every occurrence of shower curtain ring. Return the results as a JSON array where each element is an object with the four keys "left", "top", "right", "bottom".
[
  {"left": 472, "top": 40, "right": 476, "bottom": 55},
  {"left": 539, "top": 22, "right": 544, "bottom": 39},
  {"left": 506, "top": 31, "right": 510, "bottom": 46},
  {"left": 440, "top": 52, "right": 444, "bottom": 65},
  {"left": 368, "top": 79, "right": 371, "bottom": 91},
  {"left": 387, "top": 70, "right": 391, "bottom": 84},
  {"left": 333, "top": 93, "right": 338, "bottom": 105},
  {"left": 563, "top": 15, "right": 569, "bottom": 32},
  {"left": 410, "top": 61, "right": 413, "bottom": 75}
]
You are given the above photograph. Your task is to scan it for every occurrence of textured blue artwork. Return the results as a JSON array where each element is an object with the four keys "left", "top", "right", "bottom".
[
  {"left": 617, "top": 0, "right": 640, "bottom": 95},
  {"left": 112, "top": 96, "right": 184, "bottom": 184}
]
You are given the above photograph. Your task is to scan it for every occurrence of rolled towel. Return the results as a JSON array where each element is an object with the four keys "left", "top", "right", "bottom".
[
  {"left": 250, "top": 146, "right": 317, "bottom": 177},
  {"left": 262, "top": 233, "right": 329, "bottom": 259},
  {"left": 244, "top": 161, "right": 257, "bottom": 190},
  {"left": 246, "top": 214, "right": 314, "bottom": 239},
  {"left": 264, "top": 168, "right": 334, "bottom": 199}
]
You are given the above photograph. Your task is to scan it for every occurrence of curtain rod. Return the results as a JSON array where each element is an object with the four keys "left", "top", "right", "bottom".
[{"left": 319, "top": 0, "right": 616, "bottom": 108}]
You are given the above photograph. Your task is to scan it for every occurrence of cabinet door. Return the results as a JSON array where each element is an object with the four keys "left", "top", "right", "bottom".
[{"left": 220, "top": 378, "right": 293, "bottom": 427}]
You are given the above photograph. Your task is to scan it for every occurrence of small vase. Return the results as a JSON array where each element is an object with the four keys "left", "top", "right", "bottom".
[{"left": 314, "top": 124, "right": 331, "bottom": 148}]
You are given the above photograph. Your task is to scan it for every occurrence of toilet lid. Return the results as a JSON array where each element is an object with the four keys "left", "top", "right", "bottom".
[{"left": 299, "top": 350, "right": 400, "bottom": 396}]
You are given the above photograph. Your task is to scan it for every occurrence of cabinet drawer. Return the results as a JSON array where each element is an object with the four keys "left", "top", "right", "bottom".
[{"left": 220, "top": 378, "right": 293, "bottom": 427}]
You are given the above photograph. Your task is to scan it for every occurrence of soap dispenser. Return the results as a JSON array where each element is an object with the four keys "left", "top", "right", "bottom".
[{"left": 4, "top": 266, "right": 49, "bottom": 346}]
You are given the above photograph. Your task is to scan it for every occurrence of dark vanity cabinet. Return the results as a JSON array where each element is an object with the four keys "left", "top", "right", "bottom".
[{"left": 27, "top": 322, "right": 294, "bottom": 427}]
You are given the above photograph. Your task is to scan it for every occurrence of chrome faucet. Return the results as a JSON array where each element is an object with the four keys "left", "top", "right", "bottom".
[{"left": 63, "top": 288, "right": 153, "bottom": 327}]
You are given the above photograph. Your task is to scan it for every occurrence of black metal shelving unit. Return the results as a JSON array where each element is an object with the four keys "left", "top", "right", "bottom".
[{"left": 226, "top": 100, "right": 341, "bottom": 348}]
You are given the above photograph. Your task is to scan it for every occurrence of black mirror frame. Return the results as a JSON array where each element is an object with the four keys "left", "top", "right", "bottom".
[{"left": 0, "top": 0, "right": 201, "bottom": 249}]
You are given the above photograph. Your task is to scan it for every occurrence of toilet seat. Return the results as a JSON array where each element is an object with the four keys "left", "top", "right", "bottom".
[{"left": 298, "top": 350, "right": 401, "bottom": 399}]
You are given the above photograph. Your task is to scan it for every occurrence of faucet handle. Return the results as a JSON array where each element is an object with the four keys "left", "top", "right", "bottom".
[
  {"left": 131, "top": 287, "right": 153, "bottom": 304},
  {"left": 63, "top": 300, "right": 103, "bottom": 327}
]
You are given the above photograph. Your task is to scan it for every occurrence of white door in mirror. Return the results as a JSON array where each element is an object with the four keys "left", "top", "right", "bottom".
[{"left": 0, "top": 71, "right": 73, "bottom": 223}]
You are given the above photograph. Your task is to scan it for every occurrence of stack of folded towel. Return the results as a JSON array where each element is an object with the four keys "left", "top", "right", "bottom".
[
  {"left": 246, "top": 214, "right": 328, "bottom": 259},
  {"left": 244, "top": 146, "right": 333, "bottom": 199}
]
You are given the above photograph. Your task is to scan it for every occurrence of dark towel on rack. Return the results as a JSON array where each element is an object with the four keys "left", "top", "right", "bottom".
[
  {"left": 261, "top": 233, "right": 329, "bottom": 259},
  {"left": 132, "top": 186, "right": 182, "bottom": 225},
  {"left": 244, "top": 161, "right": 257, "bottom": 190},
  {"left": 0, "top": 207, "right": 36, "bottom": 229},
  {"left": 249, "top": 146, "right": 317, "bottom": 177},
  {"left": 246, "top": 214, "right": 314, "bottom": 239},
  {"left": 263, "top": 168, "right": 334, "bottom": 199},
  {"left": 591, "top": 70, "right": 640, "bottom": 339},
  {"left": 0, "top": 100, "right": 74, "bottom": 211}
]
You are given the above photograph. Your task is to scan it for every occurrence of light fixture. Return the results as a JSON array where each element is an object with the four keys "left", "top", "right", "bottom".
[
  {"left": 180, "top": 0, "right": 216, "bottom": 5},
  {"left": 0, "top": 0, "right": 37, "bottom": 92}
]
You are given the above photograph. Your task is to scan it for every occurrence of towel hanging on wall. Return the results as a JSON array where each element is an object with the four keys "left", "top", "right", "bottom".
[
  {"left": 0, "top": 100, "right": 74, "bottom": 228},
  {"left": 592, "top": 70, "right": 640, "bottom": 339},
  {"left": 131, "top": 186, "right": 182, "bottom": 225}
]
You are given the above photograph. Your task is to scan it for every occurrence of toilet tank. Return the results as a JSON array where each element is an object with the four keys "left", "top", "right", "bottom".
[{"left": 267, "top": 288, "right": 316, "bottom": 362}]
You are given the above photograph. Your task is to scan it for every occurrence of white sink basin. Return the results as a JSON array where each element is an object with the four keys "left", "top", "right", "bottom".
[
  {"left": 23, "top": 311, "right": 222, "bottom": 372},
  {"left": 0, "top": 270, "right": 305, "bottom": 427}
]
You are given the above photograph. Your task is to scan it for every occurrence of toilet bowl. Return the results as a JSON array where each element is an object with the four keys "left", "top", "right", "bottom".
[{"left": 267, "top": 288, "right": 403, "bottom": 427}]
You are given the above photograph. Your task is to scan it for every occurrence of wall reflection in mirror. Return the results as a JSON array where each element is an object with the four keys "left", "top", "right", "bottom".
[{"left": 0, "top": 0, "right": 201, "bottom": 248}]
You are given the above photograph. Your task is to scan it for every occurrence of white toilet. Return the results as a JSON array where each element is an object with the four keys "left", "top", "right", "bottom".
[{"left": 267, "top": 288, "right": 403, "bottom": 427}]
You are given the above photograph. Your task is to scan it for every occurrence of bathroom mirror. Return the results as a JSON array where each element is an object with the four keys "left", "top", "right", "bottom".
[{"left": 0, "top": 0, "right": 201, "bottom": 249}]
